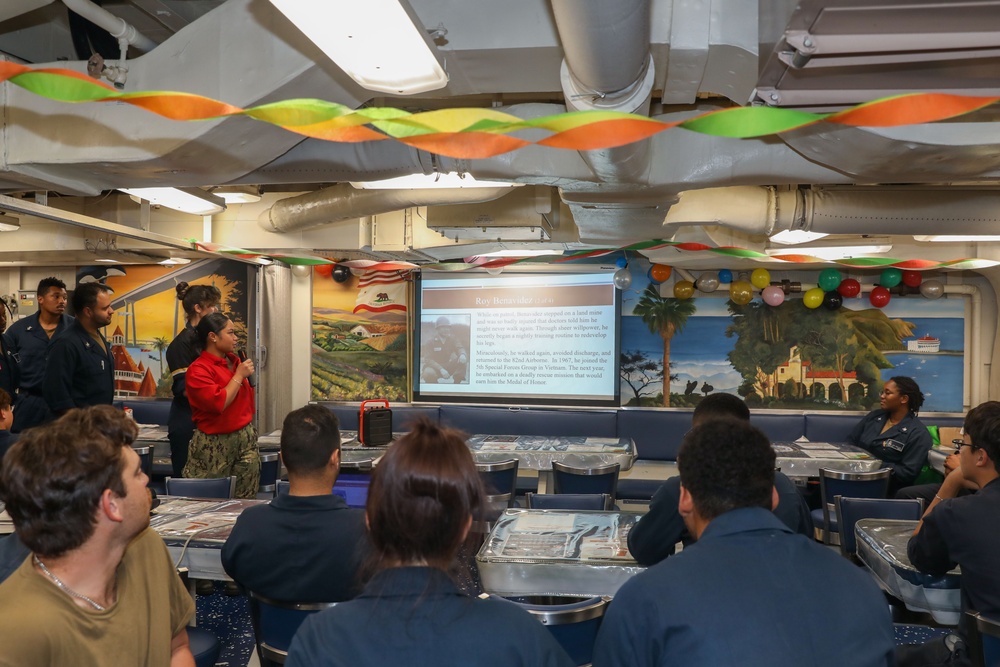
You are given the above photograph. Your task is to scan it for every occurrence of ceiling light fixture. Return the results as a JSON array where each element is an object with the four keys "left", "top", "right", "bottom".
[
  {"left": 913, "top": 235, "right": 1000, "bottom": 242},
  {"left": 767, "top": 244, "right": 892, "bottom": 260},
  {"left": 0, "top": 213, "right": 19, "bottom": 232},
  {"left": 769, "top": 230, "right": 828, "bottom": 245},
  {"left": 120, "top": 188, "right": 226, "bottom": 216},
  {"left": 158, "top": 257, "right": 193, "bottom": 266},
  {"left": 267, "top": 0, "right": 448, "bottom": 95},
  {"left": 476, "top": 249, "right": 561, "bottom": 258},
  {"left": 351, "top": 173, "right": 518, "bottom": 190},
  {"left": 209, "top": 186, "right": 262, "bottom": 204}
]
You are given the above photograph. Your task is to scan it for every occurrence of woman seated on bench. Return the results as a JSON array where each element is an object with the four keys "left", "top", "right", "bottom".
[{"left": 285, "top": 418, "right": 574, "bottom": 667}]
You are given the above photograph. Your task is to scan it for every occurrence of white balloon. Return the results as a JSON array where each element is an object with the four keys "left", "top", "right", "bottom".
[
  {"left": 613, "top": 268, "right": 632, "bottom": 290},
  {"left": 695, "top": 273, "right": 720, "bottom": 293},
  {"left": 919, "top": 280, "right": 944, "bottom": 299},
  {"left": 290, "top": 264, "right": 312, "bottom": 278}
]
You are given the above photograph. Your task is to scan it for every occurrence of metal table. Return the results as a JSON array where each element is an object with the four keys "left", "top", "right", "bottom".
[
  {"left": 855, "top": 518, "right": 962, "bottom": 625},
  {"left": 476, "top": 508, "right": 644, "bottom": 598},
  {"left": 771, "top": 441, "right": 882, "bottom": 479}
]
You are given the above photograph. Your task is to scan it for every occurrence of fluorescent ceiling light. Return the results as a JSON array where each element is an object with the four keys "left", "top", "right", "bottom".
[
  {"left": 95, "top": 258, "right": 120, "bottom": 263},
  {"left": 769, "top": 230, "right": 828, "bottom": 245},
  {"left": 268, "top": 0, "right": 448, "bottom": 95},
  {"left": 913, "top": 235, "right": 1000, "bottom": 242},
  {"left": 159, "top": 257, "right": 192, "bottom": 265},
  {"left": 477, "top": 249, "right": 561, "bottom": 258},
  {"left": 120, "top": 188, "right": 226, "bottom": 216},
  {"left": 210, "top": 186, "right": 262, "bottom": 204},
  {"left": 351, "top": 173, "right": 518, "bottom": 190},
  {"left": 767, "top": 244, "right": 892, "bottom": 260},
  {"left": 0, "top": 213, "right": 19, "bottom": 232}
]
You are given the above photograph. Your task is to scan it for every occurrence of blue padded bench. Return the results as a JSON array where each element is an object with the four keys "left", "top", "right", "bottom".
[
  {"left": 438, "top": 405, "right": 618, "bottom": 438},
  {"left": 804, "top": 412, "right": 965, "bottom": 443},
  {"left": 115, "top": 399, "right": 171, "bottom": 426},
  {"left": 317, "top": 403, "right": 441, "bottom": 432}
]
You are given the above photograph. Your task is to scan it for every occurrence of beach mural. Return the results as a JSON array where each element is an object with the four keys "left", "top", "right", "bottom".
[
  {"left": 87, "top": 259, "right": 251, "bottom": 400},
  {"left": 311, "top": 266, "right": 409, "bottom": 402},
  {"left": 620, "top": 259, "right": 965, "bottom": 412}
]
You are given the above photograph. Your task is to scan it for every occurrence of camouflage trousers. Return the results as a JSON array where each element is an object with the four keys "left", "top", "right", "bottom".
[{"left": 183, "top": 423, "right": 260, "bottom": 499}]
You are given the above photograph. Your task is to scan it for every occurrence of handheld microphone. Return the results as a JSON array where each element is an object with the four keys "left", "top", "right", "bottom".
[{"left": 237, "top": 349, "right": 256, "bottom": 387}]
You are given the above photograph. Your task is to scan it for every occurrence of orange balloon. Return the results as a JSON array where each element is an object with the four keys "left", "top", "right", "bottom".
[
  {"left": 650, "top": 264, "right": 672, "bottom": 283},
  {"left": 314, "top": 264, "right": 334, "bottom": 278}
]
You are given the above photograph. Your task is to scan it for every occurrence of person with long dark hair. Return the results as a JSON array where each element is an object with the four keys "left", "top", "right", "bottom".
[
  {"left": 182, "top": 312, "right": 259, "bottom": 499},
  {"left": 165, "top": 282, "right": 221, "bottom": 477},
  {"left": 847, "top": 376, "right": 933, "bottom": 492},
  {"left": 285, "top": 419, "right": 573, "bottom": 667}
]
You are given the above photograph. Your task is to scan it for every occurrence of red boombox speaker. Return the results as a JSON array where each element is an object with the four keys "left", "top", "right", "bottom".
[{"left": 359, "top": 399, "right": 393, "bottom": 446}]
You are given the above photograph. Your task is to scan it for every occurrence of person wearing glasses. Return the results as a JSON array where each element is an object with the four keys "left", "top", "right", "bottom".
[
  {"left": 899, "top": 401, "right": 1000, "bottom": 666},
  {"left": 846, "top": 376, "right": 933, "bottom": 493}
]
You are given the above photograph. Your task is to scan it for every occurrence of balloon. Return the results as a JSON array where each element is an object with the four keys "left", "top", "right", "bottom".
[
  {"left": 762, "top": 285, "right": 785, "bottom": 307},
  {"left": 750, "top": 268, "right": 771, "bottom": 289},
  {"left": 879, "top": 267, "right": 902, "bottom": 288},
  {"left": 650, "top": 264, "right": 672, "bottom": 283},
  {"left": 837, "top": 278, "right": 861, "bottom": 298},
  {"left": 818, "top": 268, "right": 842, "bottom": 292},
  {"left": 314, "top": 264, "right": 334, "bottom": 278},
  {"left": 696, "top": 272, "right": 720, "bottom": 293},
  {"left": 920, "top": 280, "right": 944, "bottom": 299},
  {"left": 332, "top": 265, "right": 352, "bottom": 283},
  {"left": 823, "top": 290, "right": 843, "bottom": 310},
  {"left": 647, "top": 266, "right": 659, "bottom": 284},
  {"left": 902, "top": 270, "right": 922, "bottom": 288},
  {"left": 803, "top": 287, "right": 824, "bottom": 309},
  {"left": 729, "top": 280, "right": 754, "bottom": 306},
  {"left": 718, "top": 269, "right": 733, "bottom": 284},
  {"left": 870, "top": 285, "right": 891, "bottom": 308},
  {"left": 673, "top": 280, "right": 695, "bottom": 300},
  {"left": 616, "top": 256, "right": 628, "bottom": 269},
  {"left": 613, "top": 268, "right": 632, "bottom": 290}
]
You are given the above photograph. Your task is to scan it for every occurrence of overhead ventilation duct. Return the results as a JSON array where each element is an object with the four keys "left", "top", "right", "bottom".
[
  {"left": 664, "top": 186, "right": 1000, "bottom": 237},
  {"left": 257, "top": 183, "right": 515, "bottom": 234}
]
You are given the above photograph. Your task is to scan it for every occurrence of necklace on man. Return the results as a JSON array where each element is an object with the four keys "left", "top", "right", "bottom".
[{"left": 33, "top": 554, "right": 109, "bottom": 611}]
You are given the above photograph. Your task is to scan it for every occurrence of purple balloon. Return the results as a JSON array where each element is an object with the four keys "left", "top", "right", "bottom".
[{"left": 762, "top": 285, "right": 785, "bottom": 306}]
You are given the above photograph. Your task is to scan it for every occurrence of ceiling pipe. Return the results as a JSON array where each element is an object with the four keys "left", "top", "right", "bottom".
[
  {"left": 551, "top": 0, "right": 654, "bottom": 183},
  {"left": 62, "top": 0, "right": 157, "bottom": 52},
  {"left": 257, "top": 183, "right": 514, "bottom": 233},
  {"left": 664, "top": 186, "right": 1000, "bottom": 236}
]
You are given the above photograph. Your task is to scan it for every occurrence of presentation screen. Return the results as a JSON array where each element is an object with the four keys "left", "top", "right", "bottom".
[{"left": 413, "top": 271, "right": 621, "bottom": 407}]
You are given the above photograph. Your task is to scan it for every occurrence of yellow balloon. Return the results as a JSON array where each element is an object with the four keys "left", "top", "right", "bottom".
[
  {"left": 750, "top": 268, "right": 771, "bottom": 289},
  {"left": 803, "top": 287, "right": 824, "bottom": 309},
  {"left": 673, "top": 280, "right": 695, "bottom": 300},
  {"left": 729, "top": 280, "right": 754, "bottom": 305}
]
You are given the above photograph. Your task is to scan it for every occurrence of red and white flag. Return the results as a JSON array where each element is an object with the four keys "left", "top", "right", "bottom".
[{"left": 354, "top": 271, "right": 407, "bottom": 314}]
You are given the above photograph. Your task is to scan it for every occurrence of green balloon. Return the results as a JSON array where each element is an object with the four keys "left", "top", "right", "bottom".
[
  {"left": 817, "top": 268, "right": 842, "bottom": 292},
  {"left": 880, "top": 268, "right": 902, "bottom": 289}
]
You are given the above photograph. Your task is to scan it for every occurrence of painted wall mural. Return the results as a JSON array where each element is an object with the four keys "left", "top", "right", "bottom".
[
  {"left": 620, "top": 260, "right": 965, "bottom": 413},
  {"left": 311, "top": 267, "right": 409, "bottom": 402}
]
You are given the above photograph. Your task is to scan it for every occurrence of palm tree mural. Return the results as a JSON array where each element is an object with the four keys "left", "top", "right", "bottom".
[
  {"left": 633, "top": 284, "right": 697, "bottom": 407},
  {"left": 152, "top": 336, "right": 170, "bottom": 379}
]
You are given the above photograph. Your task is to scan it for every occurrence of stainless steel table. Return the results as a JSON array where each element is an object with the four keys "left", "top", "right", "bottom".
[
  {"left": 476, "top": 508, "right": 644, "bottom": 598},
  {"left": 772, "top": 441, "right": 882, "bottom": 479},
  {"left": 855, "top": 518, "right": 962, "bottom": 625}
]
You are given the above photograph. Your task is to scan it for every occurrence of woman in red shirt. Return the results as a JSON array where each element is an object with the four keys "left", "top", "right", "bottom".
[{"left": 182, "top": 312, "right": 260, "bottom": 498}]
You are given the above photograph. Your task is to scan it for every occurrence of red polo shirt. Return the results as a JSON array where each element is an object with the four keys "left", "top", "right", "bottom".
[{"left": 185, "top": 351, "right": 255, "bottom": 434}]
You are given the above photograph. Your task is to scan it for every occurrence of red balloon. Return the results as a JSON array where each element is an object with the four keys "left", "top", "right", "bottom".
[
  {"left": 837, "top": 278, "right": 861, "bottom": 298},
  {"left": 902, "top": 270, "right": 922, "bottom": 288},
  {"left": 869, "top": 286, "right": 891, "bottom": 308},
  {"left": 314, "top": 264, "right": 334, "bottom": 278}
]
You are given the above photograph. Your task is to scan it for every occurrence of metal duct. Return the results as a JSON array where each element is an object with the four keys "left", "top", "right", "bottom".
[
  {"left": 664, "top": 186, "right": 1000, "bottom": 236},
  {"left": 62, "top": 0, "right": 157, "bottom": 52},
  {"left": 551, "top": 0, "right": 654, "bottom": 183},
  {"left": 257, "top": 183, "right": 515, "bottom": 233}
]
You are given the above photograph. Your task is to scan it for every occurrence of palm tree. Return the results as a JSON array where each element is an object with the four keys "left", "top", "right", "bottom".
[
  {"left": 152, "top": 336, "right": 170, "bottom": 379},
  {"left": 633, "top": 284, "right": 697, "bottom": 407}
]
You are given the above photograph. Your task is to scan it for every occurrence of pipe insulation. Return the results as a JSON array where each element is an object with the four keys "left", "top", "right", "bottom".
[
  {"left": 62, "top": 0, "right": 157, "bottom": 52},
  {"left": 258, "top": 184, "right": 514, "bottom": 233}
]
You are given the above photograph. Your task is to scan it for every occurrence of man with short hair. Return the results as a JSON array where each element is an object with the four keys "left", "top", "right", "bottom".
[
  {"left": 42, "top": 282, "right": 115, "bottom": 415},
  {"left": 5, "top": 276, "right": 73, "bottom": 431},
  {"left": 421, "top": 316, "right": 468, "bottom": 383},
  {"left": 0, "top": 387, "right": 15, "bottom": 460},
  {"left": 0, "top": 405, "right": 195, "bottom": 666},
  {"left": 222, "top": 404, "right": 368, "bottom": 602},
  {"left": 900, "top": 400, "right": 1000, "bottom": 665},
  {"left": 595, "top": 419, "right": 894, "bottom": 667},
  {"left": 627, "top": 393, "right": 811, "bottom": 565}
]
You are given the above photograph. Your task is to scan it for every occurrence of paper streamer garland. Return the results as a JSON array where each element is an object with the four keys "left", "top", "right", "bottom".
[{"left": 2, "top": 62, "right": 999, "bottom": 160}]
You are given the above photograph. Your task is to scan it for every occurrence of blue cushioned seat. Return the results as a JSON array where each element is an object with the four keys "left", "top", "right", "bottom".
[
  {"left": 810, "top": 468, "right": 891, "bottom": 545},
  {"left": 500, "top": 595, "right": 610, "bottom": 667},
  {"left": 187, "top": 627, "right": 222, "bottom": 667}
]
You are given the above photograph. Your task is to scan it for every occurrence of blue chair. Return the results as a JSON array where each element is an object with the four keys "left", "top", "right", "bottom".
[
  {"left": 974, "top": 611, "right": 1000, "bottom": 667},
  {"left": 248, "top": 590, "right": 337, "bottom": 666},
  {"left": 810, "top": 468, "right": 891, "bottom": 545},
  {"left": 165, "top": 476, "right": 235, "bottom": 499},
  {"left": 552, "top": 461, "right": 620, "bottom": 500},
  {"left": 187, "top": 627, "right": 222, "bottom": 667},
  {"left": 258, "top": 452, "right": 279, "bottom": 497},
  {"left": 476, "top": 458, "right": 519, "bottom": 508},
  {"left": 525, "top": 493, "right": 612, "bottom": 511},
  {"left": 276, "top": 480, "right": 290, "bottom": 495},
  {"left": 503, "top": 595, "right": 610, "bottom": 666},
  {"left": 835, "top": 496, "right": 924, "bottom": 558}
]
